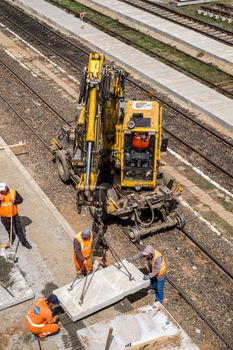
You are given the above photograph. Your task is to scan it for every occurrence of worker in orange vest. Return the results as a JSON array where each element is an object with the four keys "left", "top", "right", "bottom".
[
  {"left": 127, "top": 245, "right": 166, "bottom": 303},
  {"left": 132, "top": 133, "right": 150, "bottom": 149},
  {"left": 26, "top": 294, "right": 60, "bottom": 339},
  {"left": 0, "top": 183, "right": 31, "bottom": 249},
  {"left": 73, "top": 228, "right": 95, "bottom": 275}
]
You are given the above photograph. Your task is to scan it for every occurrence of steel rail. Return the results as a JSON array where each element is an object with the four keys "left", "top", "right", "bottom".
[
  {"left": 119, "top": 0, "right": 233, "bottom": 46},
  {"left": 164, "top": 126, "right": 233, "bottom": 179},
  {"left": 0, "top": 93, "right": 52, "bottom": 151},
  {"left": 2, "top": 1, "right": 232, "bottom": 182},
  {"left": 1, "top": 5, "right": 232, "bottom": 342},
  {"left": 2, "top": 0, "right": 233, "bottom": 148},
  {"left": 179, "top": 228, "right": 233, "bottom": 280},
  {"left": 167, "top": 276, "right": 233, "bottom": 350},
  {"left": 46, "top": 0, "right": 233, "bottom": 99},
  {"left": 0, "top": 58, "right": 71, "bottom": 126},
  {"left": 133, "top": 242, "right": 233, "bottom": 350}
]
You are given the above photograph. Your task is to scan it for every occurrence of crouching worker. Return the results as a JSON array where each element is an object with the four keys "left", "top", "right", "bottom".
[
  {"left": 127, "top": 245, "right": 166, "bottom": 303},
  {"left": 73, "top": 228, "right": 94, "bottom": 275},
  {"left": 26, "top": 294, "right": 60, "bottom": 339}
]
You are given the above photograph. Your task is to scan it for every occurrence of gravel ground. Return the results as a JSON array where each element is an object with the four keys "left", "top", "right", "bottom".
[{"left": 0, "top": 15, "right": 232, "bottom": 350}]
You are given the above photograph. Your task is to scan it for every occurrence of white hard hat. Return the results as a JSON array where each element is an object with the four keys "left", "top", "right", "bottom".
[{"left": 0, "top": 183, "right": 7, "bottom": 192}]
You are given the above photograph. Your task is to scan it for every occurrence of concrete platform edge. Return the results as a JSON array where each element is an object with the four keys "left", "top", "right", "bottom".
[
  {"left": 0, "top": 137, "right": 76, "bottom": 239},
  {"left": 9, "top": 0, "right": 233, "bottom": 132},
  {"left": 83, "top": 0, "right": 232, "bottom": 67}
]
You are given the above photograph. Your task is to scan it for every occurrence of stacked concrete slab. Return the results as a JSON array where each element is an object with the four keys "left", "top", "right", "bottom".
[
  {"left": 77, "top": 303, "right": 200, "bottom": 349},
  {"left": 54, "top": 260, "right": 150, "bottom": 322},
  {"left": 15, "top": 0, "right": 233, "bottom": 131}
]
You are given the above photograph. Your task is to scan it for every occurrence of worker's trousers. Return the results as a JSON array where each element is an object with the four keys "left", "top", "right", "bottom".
[
  {"left": 1, "top": 214, "right": 27, "bottom": 244},
  {"left": 73, "top": 253, "right": 92, "bottom": 274},
  {"left": 151, "top": 277, "right": 165, "bottom": 304},
  {"left": 27, "top": 322, "right": 59, "bottom": 339}
]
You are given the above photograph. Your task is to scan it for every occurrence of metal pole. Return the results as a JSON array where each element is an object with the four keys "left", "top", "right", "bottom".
[
  {"left": 79, "top": 263, "right": 101, "bottom": 305},
  {"left": 104, "top": 327, "right": 113, "bottom": 350},
  {"left": 86, "top": 142, "right": 92, "bottom": 185},
  {"left": 108, "top": 244, "right": 134, "bottom": 280}
]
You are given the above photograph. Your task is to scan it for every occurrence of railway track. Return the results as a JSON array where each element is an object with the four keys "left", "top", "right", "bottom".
[
  {"left": 1, "top": 0, "right": 232, "bottom": 190},
  {"left": 130, "top": 230, "right": 233, "bottom": 350},
  {"left": 48, "top": 0, "right": 233, "bottom": 97},
  {"left": 2, "top": 0, "right": 233, "bottom": 100},
  {"left": 0, "top": 13, "right": 233, "bottom": 350},
  {"left": 119, "top": 0, "right": 233, "bottom": 46}
]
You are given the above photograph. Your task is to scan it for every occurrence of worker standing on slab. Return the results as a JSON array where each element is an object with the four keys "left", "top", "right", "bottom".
[
  {"left": 73, "top": 228, "right": 94, "bottom": 275},
  {"left": 128, "top": 245, "right": 166, "bottom": 303},
  {"left": 0, "top": 183, "right": 32, "bottom": 249},
  {"left": 26, "top": 294, "right": 60, "bottom": 339}
]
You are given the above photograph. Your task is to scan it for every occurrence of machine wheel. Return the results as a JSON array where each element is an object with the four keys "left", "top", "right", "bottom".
[
  {"left": 56, "top": 150, "right": 70, "bottom": 184},
  {"left": 176, "top": 214, "right": 185, "bottom": 229}
]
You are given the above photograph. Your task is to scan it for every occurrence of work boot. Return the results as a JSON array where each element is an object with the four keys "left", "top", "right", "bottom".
[{"left": 22, "top": 241, "right": 32, "bottom": 249}]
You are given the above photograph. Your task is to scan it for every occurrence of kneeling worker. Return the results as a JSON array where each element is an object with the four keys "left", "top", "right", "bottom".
[
  {"left": 128, "top": 245, "right": 166, "bottom": 303},
  {"left": 26, "top": 294, "right": 60, "bottom": 339},
  {"left": 73, "top": 228, "right": 94, "bottom": 275}
]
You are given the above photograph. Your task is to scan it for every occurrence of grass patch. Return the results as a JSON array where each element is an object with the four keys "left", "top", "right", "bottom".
[
  {"left": 202, "top": 210, "right": 233, "bottom": 237},
  {"left": 46, "top": 0, "right": 233, "bottom": 97},
  {"left": 191, "top": 177, "right": 215, "bottom": 191},
  {"left": 178, "top": 0, "right": 233, "bottom": 31}
]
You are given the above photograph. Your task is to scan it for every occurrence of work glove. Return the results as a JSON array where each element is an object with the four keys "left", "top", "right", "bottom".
[
  {"left": 126, "top": 257, "right": 134, "bottom": 263},
  {"left": 143, "top": 274, "right": 150, "bottom": 281}
]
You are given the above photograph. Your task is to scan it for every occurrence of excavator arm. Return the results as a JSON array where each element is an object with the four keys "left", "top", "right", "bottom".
[{"left": 76, "top": 53, "right": 125, "bottom": 207}]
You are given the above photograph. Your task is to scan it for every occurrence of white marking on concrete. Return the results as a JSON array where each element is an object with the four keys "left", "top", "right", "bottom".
[
  {"left": 0, "top": 22, "right": 6, "bottom": 28},
  {"left": 68, "top": 74, "right": 80, "bottom": 84},
  {"left": 3, "top": 26, "right": 79, "bottom": 83},
  {"left": 168, "top": 148, "right": 233, "bottom": 198},
  {"left": 180, "top": 198, "right": 233, "bottom": 246},
  {"left": 4, "top": 49, "right": 32, "bottom": 72},
  {"left": 54, "top": 260, "right": 150, "bottom": 322}
]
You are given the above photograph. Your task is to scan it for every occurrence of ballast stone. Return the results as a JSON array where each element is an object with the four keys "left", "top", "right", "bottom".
[
  {"left": 77, "top": 303, "right": 200, "bottom": 350},
  {"left": 54, "top": 260, "right": 150, "bottom": 322}
]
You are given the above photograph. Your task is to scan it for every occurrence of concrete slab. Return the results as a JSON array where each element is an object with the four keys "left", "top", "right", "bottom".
[
  {"left": 54, "top": 260, "right": 150, "bottom": 322},
  {"left": 77, "top": 303, "right": 199, "bottom": 349},
  {"left": 0, "top": 250, "right": 34, "bottom": 311}
]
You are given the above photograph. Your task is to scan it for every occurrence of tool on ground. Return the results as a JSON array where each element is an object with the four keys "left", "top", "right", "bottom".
[
  {"left": 6, "top": 231, "right": 19, "bottom": 264},
  {"left": 0, "top": 280, "right": 14, "bottom": 297},
  {"left": 79, "top": 263, "right": 101, "bottom": 305},
  {"left": 104, "top": 327, "right": 113, "bottom": 350},
  {"left": 9, "top": 210, "right": 13, "bottom": 249},
  {"left": 37, "top": 339, "right": 42, "bottom": 350},
  {"left": 107, "top": 243, "right": 134, "bottom": 281}
]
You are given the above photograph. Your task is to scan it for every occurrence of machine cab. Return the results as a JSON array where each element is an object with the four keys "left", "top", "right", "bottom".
[{"left": 121, "top": 100, "right": 162, "bottom": 190}]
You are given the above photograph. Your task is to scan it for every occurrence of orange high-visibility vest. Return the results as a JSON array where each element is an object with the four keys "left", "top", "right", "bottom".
[
  {"left": 132, "top": 133, "right": 150, "bottom": 149},
  {"left": 74, "top": 231, "right": 93, "bottom": 259},
  {"left": 151, "top": 249, "right": 166, "bottom": 277},
  {"left": 26, "top": 299, "right": 54, "bottom": 329},
  {"left": 0, "top": 188, "right": 18, "bottom": 217}
]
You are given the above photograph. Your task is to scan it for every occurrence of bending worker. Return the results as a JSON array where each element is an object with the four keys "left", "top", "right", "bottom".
[
  {"left": 0, "top": 183, "right": 31, "bottom": 249},
  {"left": 128, "top": 245, "right": 166, "bottom": 303},
  {"left": 26, "top": 294, "right": 60, "bottom": 339},
  {"left": 73, "top": 228, "right": 95, "bottom": 275}
]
